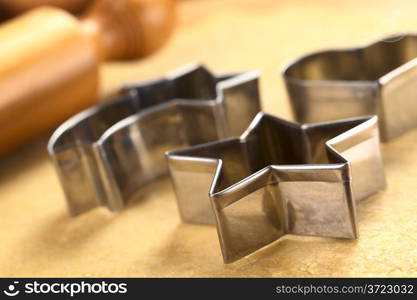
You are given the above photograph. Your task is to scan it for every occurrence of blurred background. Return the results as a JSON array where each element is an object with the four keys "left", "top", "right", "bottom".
[
  {"left": 1, "top": 0, "right": 417, "bottom": 277},
  {"left": 2, "top": 0, "right": 417, "bottom": 156}
]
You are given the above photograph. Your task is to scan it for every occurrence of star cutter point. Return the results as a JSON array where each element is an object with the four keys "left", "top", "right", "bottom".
[
  {"left": 167, "top": 113, "right": 386, "bottom": 263},
  {"left": 283, "top": 33, "right": 417, "bottom": 142},
  {"left": 48, "top": 63, "right": 261, "bottom": 216}
]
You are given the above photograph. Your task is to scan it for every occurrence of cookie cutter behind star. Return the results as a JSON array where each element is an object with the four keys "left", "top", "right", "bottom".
[
  {"left": 47, "top": 64, "right": 261, "bottom": 216},
  {"left": 283, "top": 33, "right": 417, "bottom": 141}
]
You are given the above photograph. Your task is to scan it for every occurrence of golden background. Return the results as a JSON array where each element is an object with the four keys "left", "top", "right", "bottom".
[{"left": 1, "top": 0, "right": 417, "bottom": 276}]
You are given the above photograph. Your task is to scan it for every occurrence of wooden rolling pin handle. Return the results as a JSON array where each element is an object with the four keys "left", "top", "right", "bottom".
[{"left": 81, "top": 0, "right": 176, "bottom": 60}]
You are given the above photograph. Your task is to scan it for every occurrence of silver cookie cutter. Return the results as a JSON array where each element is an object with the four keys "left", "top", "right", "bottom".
[
  {"left": 283, "top": 33, "right": 417, "bottom": 142},
  {"left": 48, "top": 63, "right": 261, "bottom": 216},
  {"left": 167, "top": 113, "right": 386, "bottom": 263}
]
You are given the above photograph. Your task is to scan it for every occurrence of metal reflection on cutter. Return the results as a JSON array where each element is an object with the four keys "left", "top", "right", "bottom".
[
  {"left": 48, "top": 63, "right": 261, "bottom": 216},
  {"left": 166, "top": 113, "right": 386, "bottom": 263},
  {"left": 283, "top": 33, "right": 417, "bottom": 141}
]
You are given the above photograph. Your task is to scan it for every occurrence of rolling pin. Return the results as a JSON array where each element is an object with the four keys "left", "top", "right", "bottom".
[
  {"left": 0, "top": 0, "right": 176, "bottom": 155},
  {"left": 0, "top": 0, "right": 91, "bottom": 16}
]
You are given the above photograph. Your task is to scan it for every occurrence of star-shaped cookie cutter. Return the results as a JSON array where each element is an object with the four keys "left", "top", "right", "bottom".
[
  {"left": 48, "top": 63, "right": 261, "bottom": 216},
  {"left": 283, "top": 33, "right": 417, "bottom": 141},
  {"left": 167, "top": 113, "right": 386, "bottom": 263}
]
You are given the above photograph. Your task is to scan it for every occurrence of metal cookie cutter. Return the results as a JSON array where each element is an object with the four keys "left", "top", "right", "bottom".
[
  {"left": 167, "top": 113, "right": 386, "bottom": 263},
  {"left": 48, "top": 63, "right": 261, "bottom": 216},
  {"left": 283, "top": 33, "right": 417, "bottom": 142}
]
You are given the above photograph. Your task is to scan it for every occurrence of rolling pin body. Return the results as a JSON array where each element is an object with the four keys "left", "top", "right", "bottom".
[
  {"left": 0, "top": 0, "right": 91, "bottom": 16},
  {"left": 0, "top": 8, "right": 98, "bottom": 155}
]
